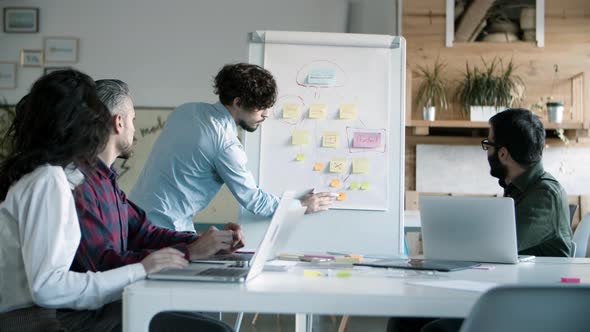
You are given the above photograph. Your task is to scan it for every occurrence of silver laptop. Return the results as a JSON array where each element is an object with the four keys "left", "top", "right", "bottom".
[
  {"left": 419, "top": 195, "right": 520, "bottom": 264},
  {"left": 148, "top": 191, "right": 306, "bottom": 282}
]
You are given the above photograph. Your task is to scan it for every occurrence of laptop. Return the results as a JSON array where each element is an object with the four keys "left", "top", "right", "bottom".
[
  {"left": 148, "top": 191, "right": 306, "bottom": 282},
  {"left": 419, "top": 195, "right": 520, "bottom": 264}
]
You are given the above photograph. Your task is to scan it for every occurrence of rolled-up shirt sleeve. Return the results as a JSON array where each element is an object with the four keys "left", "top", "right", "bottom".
[{"left": 213, "top": 136, "right": 279, "bottom": 217}]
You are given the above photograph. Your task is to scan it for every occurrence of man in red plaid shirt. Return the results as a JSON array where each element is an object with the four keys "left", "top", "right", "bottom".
[
  {"left": 71, "top": 79, "right": 244, "bottom": 273},
  {"left": 68, "top": 79, "right": 242, "bottom": 331}
]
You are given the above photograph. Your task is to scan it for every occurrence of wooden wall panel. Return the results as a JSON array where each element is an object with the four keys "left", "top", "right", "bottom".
[{"left": 403, "top": 1, "right": 590, "bottom": 193}]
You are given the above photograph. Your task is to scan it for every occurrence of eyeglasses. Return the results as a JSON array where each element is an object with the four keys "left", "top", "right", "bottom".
[{"left": 481, "top": 139, "right": 501, "bottom": 151}]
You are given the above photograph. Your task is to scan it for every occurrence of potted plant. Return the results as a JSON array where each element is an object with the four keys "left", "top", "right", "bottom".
[
  {"left": 456, "top": 57, "right": 524, "bottom": 121},
  {"left": 414, "top": 59, "right": 449, "bottom": 121}
]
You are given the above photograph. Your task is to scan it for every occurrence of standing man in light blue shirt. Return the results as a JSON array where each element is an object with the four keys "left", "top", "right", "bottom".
[{"left": 130, "top": 63, "right": 335, "bottom": 232}]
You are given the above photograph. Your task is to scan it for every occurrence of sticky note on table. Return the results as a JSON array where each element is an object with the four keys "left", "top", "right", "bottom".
[
  {"left": 304, "top": 270, "right": 323, "bottom": 277},
  {"left": 349, "top": 182, "right": 360, "bottom": 190},
  {"left": 283, "top": 103, "right": 300, "bottom": 119},
  {"left": 360, "top": 182, "right": 370, "bottom": 190},
  {"left": 337, "top": 192, "right": 347, "bottom": 201},
  {"left": 353, "top": 132, "right": 381, "bottom": 148},
  {"left": 352, "top": 158, "right": 369, "bottom": 174},
  {"left": 322, "top": 131, "right": 340, "bottom": 148},
  {"left": 330, "top": 179, "right": 341, "bottom": 188},
  {"left": 292, "top": 130, "right": 309, "bottom": 145},
  {"left": 336, "top": 270, "right": 352, "bottom": 278},
  {"left": 296, "top": 153, "right": 305, "bottom": 161},
  {"left": 309, "top": 104, "right": 327, "bottom": 119},
  {"left": 329, "top": 158, "right": 347, "bottom": 173},
  {"left": 339, "top": 104, "right": 357, "bottom": 120}
]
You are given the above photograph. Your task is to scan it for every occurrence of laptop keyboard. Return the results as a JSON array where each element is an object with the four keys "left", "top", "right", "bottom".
[{"left": 199, "top": 268, "right": 248, "bottom": 277}]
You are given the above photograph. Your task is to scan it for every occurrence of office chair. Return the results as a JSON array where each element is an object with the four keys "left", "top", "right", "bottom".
[
  {"left": 459, "top": 285, "right": 590, "bottom": 332},
  {"left": 573, "top": 213, "right": 590, "bottom": 258}
]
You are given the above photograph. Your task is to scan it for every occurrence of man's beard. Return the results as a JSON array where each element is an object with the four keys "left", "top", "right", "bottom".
[
  {"left": 239, "top": 120, "right": 259, "bottom": 133},
  {"left": 118, "top": 138, "right": 136, "bottom": 160},
  {"left": 488, "top": 150, "right": 508, "bottom": 186}
]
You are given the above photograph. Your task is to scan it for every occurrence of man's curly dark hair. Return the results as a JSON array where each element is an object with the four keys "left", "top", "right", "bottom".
[{"left": 213, "top": 63, "right": 277, "bottom": 111}]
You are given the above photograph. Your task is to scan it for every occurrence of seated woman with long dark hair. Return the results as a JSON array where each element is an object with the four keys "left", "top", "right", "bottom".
[{"left": 0, "top": 70, "right": 189, "bottom": 331}]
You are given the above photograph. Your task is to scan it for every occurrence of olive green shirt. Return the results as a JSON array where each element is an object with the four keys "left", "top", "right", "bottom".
[{"left": 503, "top": 162, "right": 574, "bottom": 257}]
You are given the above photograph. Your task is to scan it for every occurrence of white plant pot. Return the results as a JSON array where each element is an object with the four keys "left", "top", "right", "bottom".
[
  {"left": 470, "top": 106, "right": 484, "bottom": 121},
  {"left": 547, "top": 103, "right": 564, "bottom": 123},
  {"left": 470, "top": 105, "right": 507, "bottom": 121},
  {"left": 423, "top": 106, "right": 435, "bottom": 121}
]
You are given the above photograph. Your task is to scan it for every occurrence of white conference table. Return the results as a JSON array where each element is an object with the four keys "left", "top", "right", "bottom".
[{"left": 123, "top": 257, "right": 590, "bottom": 332}]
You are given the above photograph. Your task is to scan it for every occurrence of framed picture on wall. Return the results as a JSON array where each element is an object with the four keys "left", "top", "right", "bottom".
[
  {"left": 43, "top": 67, "right": 69, "bottom": 75},
  {"left": 44, "top": 37, "right": 79, "bottom": 63},
  {"left": 20, "top": 49, "right": 44, "bottom": 67},
  {"left": 0, "top": 62, "right": 17, "bottom": 89},
  {"left": 3, "top": 7, "right": 39, "bottom": 33}
]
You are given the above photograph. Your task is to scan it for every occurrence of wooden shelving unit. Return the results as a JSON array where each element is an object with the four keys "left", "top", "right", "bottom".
[{"left": 406, "top": 119, "right": 586, "bottom": 137}]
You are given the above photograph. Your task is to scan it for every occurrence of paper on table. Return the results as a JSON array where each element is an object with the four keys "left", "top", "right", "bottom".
[{"left": 406, "top": 280, "right": 498, "bottom": 293}]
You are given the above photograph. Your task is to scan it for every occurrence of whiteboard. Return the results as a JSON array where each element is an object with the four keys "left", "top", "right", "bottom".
[{"left": 241, "top": 31, "right": 405, "bottom": 255}]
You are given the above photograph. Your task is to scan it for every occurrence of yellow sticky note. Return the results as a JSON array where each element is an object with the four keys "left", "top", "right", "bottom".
[
  {"left": 337, "top": 192, "right": 347, "bottom": 201},
  {"left": 309, "top": 104, "right": 327, "bottom": 119},
  {"left": 329, "top": 158, "right": 347, "bottom": 173},
  {"left": 361, "top": 182, "right": 370, "bottom": 190},
  {"left": 304, "top": 270, "right": 323, "bottom": 277},
  {"left": 313, "top": 162, "right": 324, "bottom": 171},
  {"left": 330, "top": 179, "right": 341, "bottom": 188},
  {"left": 352, "top": 158, "right": 369, "bottom": 174},
  {"left": 322, "top": 131, "right": 340, "bottom": 148},
  {"left": 292, "top": 130, "right": 309, "bottom": 145},
  {"left": 339, "top": 104, "right": 357, "bottom": 120},
  {"left": 349, "top": 182, "right": 360, "bottom": 190},
  {"left": 296, "top": 153, "right": 305, "bottom": 161},
  {"left": 283, "top": 103, "right": 300, "bottom": 119},
  {"left": 336, "top": 270, "right": 352, "bottom": 278}
]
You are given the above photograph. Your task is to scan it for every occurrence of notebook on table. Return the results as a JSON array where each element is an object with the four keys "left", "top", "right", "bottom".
[{"left": 148, "top": 191, "right": 306, "bottom": 283}]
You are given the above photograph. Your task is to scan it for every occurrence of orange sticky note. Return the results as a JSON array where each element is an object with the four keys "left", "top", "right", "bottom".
[
  {"left": 337, "top": 192, "right": 347, "bottom": 201},
  {"left": 313, "top": 162, "right": 324, "bottom": 171},
  {"left": 330, "top": 179, "right": 341, "bottom": 188}
]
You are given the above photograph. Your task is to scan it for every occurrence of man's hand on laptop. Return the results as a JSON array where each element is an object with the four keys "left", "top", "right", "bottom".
[
  {"left": 188, "top": 226, "right": 234, "bottom": 259},
  {"left": 224, "top": 222, "right": 245, "bottom": 251},
  {"left": 141, "top": 247, "right": 188, "bottom": 273}
]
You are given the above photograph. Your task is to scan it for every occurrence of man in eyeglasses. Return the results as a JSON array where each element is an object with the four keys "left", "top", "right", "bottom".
[
  {"left": 482, "top": 108, "right": 573, "bottom": 257},
  {"left": 387, "top": 108, "right": 574, "bottom": 332}
]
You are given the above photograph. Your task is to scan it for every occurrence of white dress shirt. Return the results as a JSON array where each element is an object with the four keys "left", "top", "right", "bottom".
[
  {"left": 130, "top": 102, "right": 279, "bottom": 232},
  {"left": 0, "top": 164, "right": 146, "bottom": 313}
]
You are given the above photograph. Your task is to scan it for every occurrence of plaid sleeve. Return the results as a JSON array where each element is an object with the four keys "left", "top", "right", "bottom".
[
  {"left": 73, "top": 182, "right": 159, "bottom": 271},
  {"left": 125, "top": 198, "right": 198, "bottom": 260}
]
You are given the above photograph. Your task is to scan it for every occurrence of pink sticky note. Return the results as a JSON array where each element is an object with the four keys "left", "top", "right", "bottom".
[{"left": 353, "top": 132, "right": 381, "bottom": 148}]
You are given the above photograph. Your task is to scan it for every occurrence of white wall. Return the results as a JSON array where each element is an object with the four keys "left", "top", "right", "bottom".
[
  {"left": 0, "top": 0, "right": 350, "bottom": 106},
  {"left": 417, "top": 144, "right": 590, "bottom": 196},
  {"left": 347, "top": 0, "right": 398, "bottom": 35},
  {"left": 0, "top": 0, "right": 400, "bottom": 224}
]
